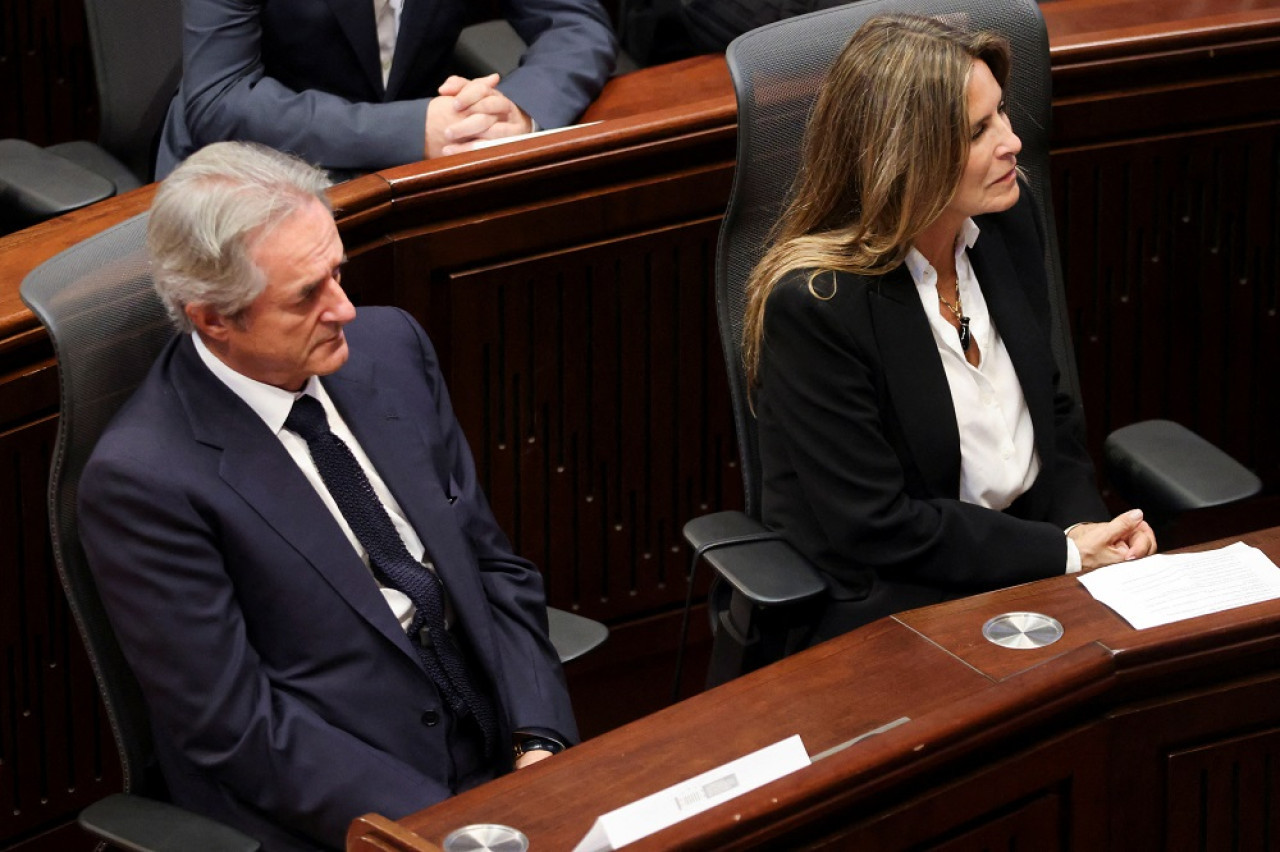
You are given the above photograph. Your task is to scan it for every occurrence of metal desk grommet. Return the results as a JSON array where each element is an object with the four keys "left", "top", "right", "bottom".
[
  {"left": 982, "top": 611, "right": 1063, "bottom": 649},
  {"left": 442, "top": 823, "right": 529, "bottom": 852}
]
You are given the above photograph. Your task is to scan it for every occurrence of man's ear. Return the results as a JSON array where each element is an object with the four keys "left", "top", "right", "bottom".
[{"left": 187, "top": 303, "right": 232, "bottom": 343}]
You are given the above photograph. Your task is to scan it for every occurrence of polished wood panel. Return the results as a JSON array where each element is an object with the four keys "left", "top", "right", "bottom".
[
  {"left": 1045, "top": 0, "right": 1280, "bottom": 497},
  {"left": 360, "top": 615, "right": 1006, "bottom": 849},
  {"left": 351, "top": 527, "right": 1280, "bottom": 850},
  {"left": 1042, "top": 0, "right": 1280, "bottom": 57},
  {"left": 807, "top": 725, "right": 1108, "bottom": 851},
  {"left": 1055, "top": 123, "right": 1280, "bottom": 491},
  {"left": 430, "top": 218, "right": 737, "bottom": 619},
  {"left": 1163, "top": 718, "right": 1280, "bottom": 850}
]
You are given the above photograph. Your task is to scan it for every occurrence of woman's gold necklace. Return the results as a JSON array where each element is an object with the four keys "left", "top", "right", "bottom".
[{"left": 937, "top": 285, "right": 972, "bottom": 352}]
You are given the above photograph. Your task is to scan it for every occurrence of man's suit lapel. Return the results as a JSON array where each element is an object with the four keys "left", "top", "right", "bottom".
[
  {"left": 321, "top": 355, "right": 498, "bottom": 660},
  {"left": 323, "top": 0, "right": 385, "bottom": 97},
  {"left": 321, "top": 366, "right": 453, "bottom": 554},
  {"left": 968, "top": 219, "right": 1058, "bottom": 465},
  {"left": 170, "top": 338, "right": 421, "bottom": 664},
  {"left": 866, "top": 267, "right": 963, "bottom": 498}
]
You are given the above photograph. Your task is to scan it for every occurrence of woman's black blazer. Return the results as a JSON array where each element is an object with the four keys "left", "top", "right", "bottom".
[{"left": 755, "top": 188, "right": 1109, "bottom": 637}]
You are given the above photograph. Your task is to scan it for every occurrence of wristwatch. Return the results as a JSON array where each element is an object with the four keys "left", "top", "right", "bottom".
[{"left": 513, "top": 736, "right": 564, "bottom": 760}]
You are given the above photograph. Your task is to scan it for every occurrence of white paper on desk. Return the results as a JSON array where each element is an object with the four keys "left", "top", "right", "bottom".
[
  {"left": 1077, "top": 541, "right": 1280, "bottom": 629},
  {"left": 467, "top": 121, "right": 602, "bottom": 150},
  {"left": 571, "top": 734, "right": 810, "bottom": 852}
]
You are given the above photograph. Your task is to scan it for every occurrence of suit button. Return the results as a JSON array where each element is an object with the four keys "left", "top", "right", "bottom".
[{"left": 421, "top": 710, "right": 440, "bottom": 727}]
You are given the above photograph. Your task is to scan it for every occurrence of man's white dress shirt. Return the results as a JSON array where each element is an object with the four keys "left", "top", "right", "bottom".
[
  {"left": 194, "top": 332, "right": 424, "bottom": 625},
  {"left": 375, "top": 0, "right": 403, "bottom": 86}
]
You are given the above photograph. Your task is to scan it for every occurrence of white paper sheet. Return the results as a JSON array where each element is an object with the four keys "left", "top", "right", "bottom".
[
  {"left": 1077, "top": 541, "right": 1280, "bottom": 629},
  {"left": 572, "top": 734, "right": 810, "bottom": 852},
  {"left": 467, "top": 121, "right": 602, "bottom": 150}
]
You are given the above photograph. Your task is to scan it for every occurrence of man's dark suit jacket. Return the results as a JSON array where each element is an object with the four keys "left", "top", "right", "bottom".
[
  {"left": 156, "top": 0, "right": 618, "bottom": 176},
  {"left": 756, "top": 189, "right": 1109, "bottom": 640},
  {"left": 79, "top": 307, "right": 577, "bottom": 851}
]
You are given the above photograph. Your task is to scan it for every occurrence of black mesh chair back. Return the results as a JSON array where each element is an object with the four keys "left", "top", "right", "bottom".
[
  {"left": 0, "top": 0, "right": 179, "bottom": 234},
  {"left": 20, "top": 213, "right": 174, "bottom": 800},
  {"left": 86, "top": 0, "right": 183, "bottom": 187},
  {"left": 718, "top": 0, "right": 1075, "bottom": 519}
]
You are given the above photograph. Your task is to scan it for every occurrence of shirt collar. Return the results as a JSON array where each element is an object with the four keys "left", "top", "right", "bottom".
[
  {"left": 192, "top": 331, "right": 323, "bottom": 434},
  {"left": 905, "top": 217, "right": 981, "bottom": 279}
]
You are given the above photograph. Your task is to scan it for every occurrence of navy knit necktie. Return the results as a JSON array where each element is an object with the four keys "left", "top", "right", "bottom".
[{"left": 285, "top": 394, "right": 497, "bottom": 755}]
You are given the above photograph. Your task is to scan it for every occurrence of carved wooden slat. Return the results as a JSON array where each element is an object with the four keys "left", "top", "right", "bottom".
[
  {"left": 818, "top": 725, "right": 1109, "bottom": 851},
  {"left": 0, "top": 0, "right": 97, "bottom": 144},
  {"left": 1166, "top": 726, "right": 1280, "bottom": 851},
  {"left": 1052, "top": 123, "right": 1280, "bottom": 492},
  {"left": 435, "top": 218, "right": 737, "bottom": 621}
]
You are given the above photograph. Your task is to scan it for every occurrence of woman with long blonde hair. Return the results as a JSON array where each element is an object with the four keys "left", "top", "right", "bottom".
[{"left": 748, "top": 15, "right": 1156, "bottom": 641}]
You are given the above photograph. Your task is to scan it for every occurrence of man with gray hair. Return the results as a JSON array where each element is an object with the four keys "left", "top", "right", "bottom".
[{"left": 79, "top": 141, "right": 577, "bottom": 851}]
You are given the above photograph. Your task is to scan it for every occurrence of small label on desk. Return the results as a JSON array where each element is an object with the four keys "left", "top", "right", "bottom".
[{"left": 571, "top": 734, "right": 810, "bottom": 852}]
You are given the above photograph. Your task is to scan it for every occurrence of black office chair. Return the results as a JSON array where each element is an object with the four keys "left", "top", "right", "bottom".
[
  {"left": 21, "top": 214, "right": 605, "bottom": 850},
  {"left": 684, "top": 0, "right": 1263, "bottom": 689},
  {"left": 0, "top": 0, "right": 180, "bottom": 233}
]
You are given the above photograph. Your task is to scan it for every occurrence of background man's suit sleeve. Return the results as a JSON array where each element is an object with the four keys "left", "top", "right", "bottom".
[
  {"left": 160, "top": 0, "right": 429, "bottom": 175},
  {"left": 158, "top": 0, "right": 616, "bottom": 176},
  {"left": 497, "top": 0, "right": 618, "bottom": 130}
]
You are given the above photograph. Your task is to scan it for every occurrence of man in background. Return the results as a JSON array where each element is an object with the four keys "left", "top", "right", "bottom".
[{"left": 156, "top": 0, "right": 618, "bottom": 176}]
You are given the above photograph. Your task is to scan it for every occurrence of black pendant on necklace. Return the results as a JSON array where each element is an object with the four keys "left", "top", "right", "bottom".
[{"left": 957, "top": 316, "right": 972, "bottom": 352}]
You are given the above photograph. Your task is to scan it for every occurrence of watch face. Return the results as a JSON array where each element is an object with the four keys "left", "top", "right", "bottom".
[
  {"left": 516, "top": 736, "right": 561, "bottom": 757},
  {"left": 517, "top": 731, "right": 558, "bottom": 752}
]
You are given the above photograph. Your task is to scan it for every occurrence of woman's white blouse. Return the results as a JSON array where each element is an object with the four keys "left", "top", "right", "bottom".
[{"left": 906, "top": 217, "right": 1040, "bottom": 511}]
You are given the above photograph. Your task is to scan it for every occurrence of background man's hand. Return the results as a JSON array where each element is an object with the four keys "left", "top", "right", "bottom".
[{"left": 424, "top": 74, "right": 534, "bottom": 158}]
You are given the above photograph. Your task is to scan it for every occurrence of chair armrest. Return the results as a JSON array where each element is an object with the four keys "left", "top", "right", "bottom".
[
  {"left": 1104, "top": 419, "right": 1262, "bottom": 520},
  {"left": 48, "top": 139, "right": 144, "bottom": 193},
  {"left": 0, "top": 140, "right": 115, "bottom": 230},
  {"left": 546, "top": 606, "right": 608, "bottom": 663},
  {"left": 683, "top": 511, "right": 826, "bottom": 607},
  {"left": 79, "top": 793, "right": 261, "bottom": 852}
]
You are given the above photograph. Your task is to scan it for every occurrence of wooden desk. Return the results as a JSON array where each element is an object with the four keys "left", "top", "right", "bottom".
[{"left": 351, "top": 526, "right": 1280, "bottom": 850}]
